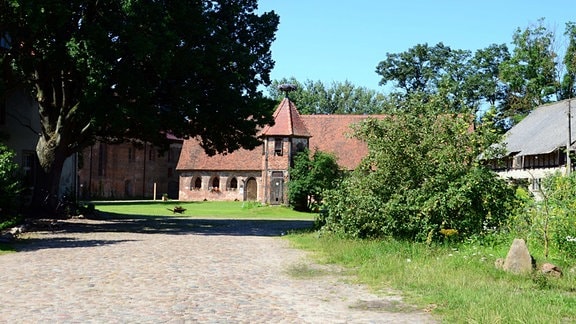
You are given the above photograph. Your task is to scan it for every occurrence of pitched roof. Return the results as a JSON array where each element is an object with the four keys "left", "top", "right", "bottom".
[
  {"left": 176, "top": 114, "right": 382, "bottom": 172},
  {"left": 260, "top": 98, "right": 311, "bottom": 137},
  {"left": 303, "top": 115, "right": 383, "bottom": 170},
  {"left": 503, "top": 99, "right": 576, "bottom": 156},
  {"left": 176, "top": 138, "right": 262, "bottom": 171}
]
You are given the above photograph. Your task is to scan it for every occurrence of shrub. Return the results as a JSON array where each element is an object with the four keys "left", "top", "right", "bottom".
[
  {"left": 320, "top": 99, "right": 518, "bottom": 242},
  {"left": 0, "top": 144, "right": 22, "bottom": 224}
]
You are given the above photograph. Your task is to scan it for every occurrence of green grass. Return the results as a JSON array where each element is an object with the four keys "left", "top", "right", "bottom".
[
  {"left": 0, "top": 243, "right": 15, "bottom": 255},
  {"left": 286, "top": 233, "right": 576, "bottom": 323},
  {"left": 92, "top": 200, "right": 314, "bottom": 220}
]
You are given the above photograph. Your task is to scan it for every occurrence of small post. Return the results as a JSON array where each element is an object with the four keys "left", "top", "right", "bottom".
[{"left": 153, "top": 182, "right": 157, "bottom": 201}]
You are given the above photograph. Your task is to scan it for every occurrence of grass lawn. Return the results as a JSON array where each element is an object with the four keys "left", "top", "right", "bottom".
[
  {"left": 92, "top": 200, "right": 315, "bottom": 220},
  {"left": 287, "top": 232, "right": 576, "bottom": 323},
  {"left": 0, "top": 243, "right": 15, "bottom": 255}
]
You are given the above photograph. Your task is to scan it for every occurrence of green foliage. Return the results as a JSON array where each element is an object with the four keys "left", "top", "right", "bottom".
[
  {"left": 268, "top": 78, "right": 388, "bottom": 114},
  {"left": 375, "top": 42, "right": 510, "bottom": 114},
  {"left": 0, "top": 144, "right": 22, "bottom": 223},
  {"left": 1, "top": 0, "right": 279, "bottom": 201},
  {"left": 320, "top": 96, "right": 518, "bottom": 242},
  {"left": 288, "top": 149, "right": 341, "bottom": 212},
  {"left": 561, "top": 22, "right": 576, "bottom": 99},
  {"left": 540, "top": 173, "right": 576, "bottom": 257},
  {"left": 287, "top": 232, "right": 576, "bottom": 323},
  {"left": 499, "top": 18, "right": 559, "bottom": 123}
]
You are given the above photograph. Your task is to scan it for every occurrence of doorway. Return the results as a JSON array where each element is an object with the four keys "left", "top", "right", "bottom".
[{"left": 246, "top": 178, "right": 257, "bottom": 201}]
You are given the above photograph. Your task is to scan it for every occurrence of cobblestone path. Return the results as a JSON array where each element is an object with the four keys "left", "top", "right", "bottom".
[{"left": 0, "top": 215, "right": 435, "bottom": 323}]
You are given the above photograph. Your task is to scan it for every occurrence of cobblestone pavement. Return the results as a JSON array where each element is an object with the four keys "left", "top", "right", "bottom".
[{"left": 0, "top": 215, "right": 436, "bottom": 323}]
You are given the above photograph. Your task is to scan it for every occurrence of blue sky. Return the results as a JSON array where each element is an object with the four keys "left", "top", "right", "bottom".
[{"left": 258, "top": 1, "right": 575, "bottom": 93}]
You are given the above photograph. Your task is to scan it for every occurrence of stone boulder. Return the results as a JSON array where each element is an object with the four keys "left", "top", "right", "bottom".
[
  {"left": 503, "top": 239, "right": 535, "bottom": 274},
  {"left": 540, "top": 263, "right": 562, "bottom": 278}
]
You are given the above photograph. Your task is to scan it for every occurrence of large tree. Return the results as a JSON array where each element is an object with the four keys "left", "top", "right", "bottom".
[
  {"left": 561, "top": 22, "right": 576, "bottom": 99},
  {"left": 268, "top": 78, "right": 387, "bottom": 114},
  {"left": 375, "top": 42, "right": 510, "bottom": 114},
  {"left": 0, "top": 0, "right": 279, "bottom": 207},
  {"left": 499, "top": 18, "right": 559, "bottom": 123}
]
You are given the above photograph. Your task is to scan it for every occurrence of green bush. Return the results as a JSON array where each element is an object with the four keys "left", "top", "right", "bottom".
[
  {"left": 0, "top": 144, "right": 22, "bottom": 225},
  {"left": 541, "top": 173, "right": 576, "bottom": 257},
  {"left": 288, "top": 149, "right": 341, "bottom": 212},
  {"left": 320, "top": 99, "right": 518, "bottom": 242}
]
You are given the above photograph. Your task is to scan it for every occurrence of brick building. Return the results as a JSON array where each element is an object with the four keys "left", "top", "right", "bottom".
[
  {"left": 77, "top": 136, "right": 182, "bottom": 200},
  {"left": 176, "top": 97, "right": 381, "bottom": 204}
]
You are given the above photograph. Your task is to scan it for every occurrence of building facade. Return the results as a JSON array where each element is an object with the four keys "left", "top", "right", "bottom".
[
  {"left": 489, "top": 99, "right": 576, "bottom": 191},
  {"left": 177, "top": 97, "right": 380, "bottom": 204},
  {"left": 1, "top": 87, "right": 76, "bottom": 202},
  {"left": 77, "top": 138, "right": 182, "bottom": 200}
]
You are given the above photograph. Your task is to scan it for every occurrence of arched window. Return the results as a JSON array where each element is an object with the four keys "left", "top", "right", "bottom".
[
  {"left": 229, "top": 177, "right": 238, "bottom": 190},
  {"left": 212, "top": 177, "right": 220, "bottom": 188},
  {"left": 193, "top": 177, "right": 202, "bottom": 189}
]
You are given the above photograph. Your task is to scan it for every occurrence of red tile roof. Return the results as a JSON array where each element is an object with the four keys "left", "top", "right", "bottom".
[
  {"left": 261, "top": 98, "right": 311, "bottom": 137},
  {"left": 303, "top": 115, "right": 383, "bottom": 170},
  {"left": 176, "top": 138, "right": 262, "bottom": 171},
  {"left": 176, "top": 97, "right": 384, "bottom": 172},
  {"left": 176, "top": 115, "right": 382, "bottom": 172}
]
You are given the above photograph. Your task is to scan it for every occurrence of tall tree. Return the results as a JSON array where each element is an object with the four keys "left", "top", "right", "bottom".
[
  {"left": 0, "top": 0, "right": 279, "bottom": 208},
  {"left": 376, "top": 43, "right": 452, "bottom": 95},
  {"left": 561, "top": 22, "right": 576, "bottom": 99},
  {"left": 268, "top": 78, "right": 387, "bottom": 114},
  {"left": 375, "top": 42, "right": 509, "bottom": 114},
  {"left": 499, "top": 18, "right": 558, "bottom": 122}
]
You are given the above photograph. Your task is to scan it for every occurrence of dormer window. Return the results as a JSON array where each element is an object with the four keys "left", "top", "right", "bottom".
[{"left": 274, "top": 138, "right": 283, "bottom": 156}]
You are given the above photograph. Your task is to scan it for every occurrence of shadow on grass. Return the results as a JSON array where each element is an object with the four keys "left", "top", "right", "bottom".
[
  {"left": 76, "top": 212, "right": 314, "bottom": 236},
  {"left": 12, "top": 212, "right": 315, "bottom": 252}
]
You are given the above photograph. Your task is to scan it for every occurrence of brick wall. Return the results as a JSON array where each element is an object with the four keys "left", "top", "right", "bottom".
[{"left": 78, "top": 141, "right": 181, "bottom": 200}]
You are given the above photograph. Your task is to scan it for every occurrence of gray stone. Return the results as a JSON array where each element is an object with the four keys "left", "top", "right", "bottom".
[{"left": 503, "top": 239, "right": 534, "bottom": 274}]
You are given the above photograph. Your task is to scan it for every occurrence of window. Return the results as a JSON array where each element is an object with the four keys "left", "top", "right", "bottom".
[
  {"left": 148, "top": 148, "right": 156, "bottom": 161},
  {"left": 194, "top": 177, "right": 202, "bottom": 189},
  {"left": 212, "top": 177, "right": 220, "bottom": 188},
  {"left": 22, "top": 151, "right": 37, "bottom": 188},
  {"left": 229, "top": 177, "right": 238, "bottom": 190},
  {"left": 274, "top": 138, "right": 283, "bottom": 156},
  {"left": 98, "top": 143, "right": 107, "bottom": 176},
  {"left": 128, "top": 147, "right": 134, "bottom": 162}
]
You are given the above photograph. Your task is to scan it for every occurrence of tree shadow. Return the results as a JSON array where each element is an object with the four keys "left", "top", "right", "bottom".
[
  {"left": 12, "top": 212, "right": 315, "bottom": 252},
  {"left": 14, "top": 237, "right": 137, "bottom": 252},
  {"left": 74, "top": 211, "right": 315, "bottom": 236}
]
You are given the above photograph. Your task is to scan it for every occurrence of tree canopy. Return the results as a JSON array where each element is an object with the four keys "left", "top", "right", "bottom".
[
  {"left": 375, "top": 42, "right": 510, "bottom": 114},
  {"left": 268, "top": 77, "right": 388, "bottom": 114},
  {"left": 0, "top": 0, "right": 279, "bottom": 201}
]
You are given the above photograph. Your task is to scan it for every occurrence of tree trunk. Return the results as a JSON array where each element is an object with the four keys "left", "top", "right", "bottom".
[
  {"left": 29, "top": 109, "right": 73, "bottom": 216},
  {"left": 29, "top": 146, "right": 69, "bottom": 218}
]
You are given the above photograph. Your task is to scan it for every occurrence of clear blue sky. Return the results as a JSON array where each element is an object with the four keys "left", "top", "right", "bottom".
[{"left": 258, "top": 0, "right": 575, "bottom": 93}]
